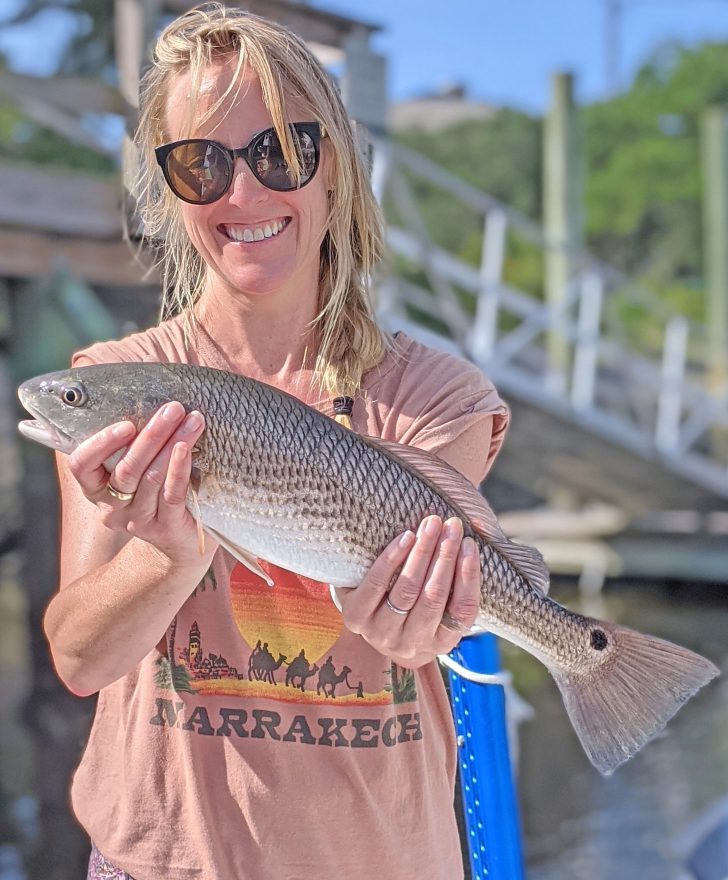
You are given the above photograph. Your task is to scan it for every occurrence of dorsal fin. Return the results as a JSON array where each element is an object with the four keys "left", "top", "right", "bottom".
[{"left": 361, "top": 435, "right": 550, "bottom": 596}]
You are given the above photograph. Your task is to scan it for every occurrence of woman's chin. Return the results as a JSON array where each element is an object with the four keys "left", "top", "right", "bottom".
[{"left": 219, "top": 269, "right": 294, "bottom": 299}]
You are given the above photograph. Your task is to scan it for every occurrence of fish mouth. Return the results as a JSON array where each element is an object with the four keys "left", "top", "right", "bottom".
[{"left": 17, "top": 397, "right": 75, "bottom": 454}]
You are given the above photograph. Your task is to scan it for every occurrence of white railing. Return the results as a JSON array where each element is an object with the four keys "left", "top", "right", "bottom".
[{"left": 372, "top": 138, "right": 728, "bottom": 499}]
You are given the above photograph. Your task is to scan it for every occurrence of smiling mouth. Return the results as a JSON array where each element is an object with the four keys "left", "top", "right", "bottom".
[{"left": 220, "top": 218, "right": 291, "bottom": 243}]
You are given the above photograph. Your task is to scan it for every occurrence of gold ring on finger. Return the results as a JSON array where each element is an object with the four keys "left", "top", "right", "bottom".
[{"left": 106, "top": 482, "right": 136, "bottom": 503}]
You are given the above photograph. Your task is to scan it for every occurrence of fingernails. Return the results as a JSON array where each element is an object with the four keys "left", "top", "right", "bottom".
[
  {"left": 181, "top": 411, "right": 204, "bottom": 434},
  {"left": 425, "top": 516, "right": 442, "bottom": 537},
  {"left": 445, "top": 518, "right": 462, "bottom": 540},
  {"left": 111, "top": 421, "right": 135, "bottom": 438},
  {"left": 161, "top": 402, "right": 183, "bottom": 422},
  {"left": 461, "top": 537, "right": 476, "bottom": 558},
  {"left": 398, "top": 530, "right": 415, "bottom": 549}
]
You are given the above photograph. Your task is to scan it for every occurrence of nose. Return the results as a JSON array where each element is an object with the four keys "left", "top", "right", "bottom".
[{"left": 227, "top": 157, "right": 269, "bottom": 206}]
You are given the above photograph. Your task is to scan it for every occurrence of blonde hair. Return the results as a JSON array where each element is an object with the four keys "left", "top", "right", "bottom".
[{"left": 130, "top": 2, "right": 389, "bottom": 426}]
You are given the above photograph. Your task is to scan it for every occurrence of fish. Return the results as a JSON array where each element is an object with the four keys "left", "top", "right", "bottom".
[{"left": 17, "top": 362, "right": 719, "bottom": 775}]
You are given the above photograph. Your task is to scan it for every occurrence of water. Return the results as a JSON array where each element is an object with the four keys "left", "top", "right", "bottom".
[{"left": 510, "top": 580, "right": 728, "bottom": 880}]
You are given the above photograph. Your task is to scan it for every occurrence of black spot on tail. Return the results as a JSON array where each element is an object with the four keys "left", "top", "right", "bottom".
[{"left": 591, "top": 629, "right": 608, "bottom": 651}]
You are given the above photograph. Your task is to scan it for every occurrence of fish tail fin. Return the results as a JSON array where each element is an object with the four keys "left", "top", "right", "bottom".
[{"left": 550, "top": 625, "right": 719, "bottom": 775}]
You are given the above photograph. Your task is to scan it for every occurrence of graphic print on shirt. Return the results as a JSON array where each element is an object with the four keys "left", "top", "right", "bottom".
[{"left": 155, "top": 560, "right": 418, "bottom": 706}]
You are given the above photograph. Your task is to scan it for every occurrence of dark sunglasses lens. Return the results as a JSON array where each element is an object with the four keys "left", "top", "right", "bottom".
[
  {"left": 165, "top": 141, "right": 230, "bottom": 203},
  {"left": 251, "top": 127, "right": 317, "bottom": 191}
]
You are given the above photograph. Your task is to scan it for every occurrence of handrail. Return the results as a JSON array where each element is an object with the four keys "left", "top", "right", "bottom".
[{"left": 374, "top": 138, "right": 728, "bottom": 495}]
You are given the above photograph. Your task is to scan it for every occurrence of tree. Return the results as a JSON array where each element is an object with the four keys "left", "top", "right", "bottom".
[{"left": 583, "top": 41, "right": 728, "bottom": 293}]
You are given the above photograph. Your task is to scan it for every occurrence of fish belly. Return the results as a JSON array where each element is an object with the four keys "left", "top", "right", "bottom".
[{"left": 197, "top": 479, "right": 372, "bottom": 587}]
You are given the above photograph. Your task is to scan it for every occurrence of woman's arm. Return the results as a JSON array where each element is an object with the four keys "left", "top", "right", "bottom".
[{"left": 44, "top": 405, "right": 217, "bottom": 696}]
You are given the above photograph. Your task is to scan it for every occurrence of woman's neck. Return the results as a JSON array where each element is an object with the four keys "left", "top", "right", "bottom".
[{"left": 194, "top": 285, "right": 320, "bottom": 389}]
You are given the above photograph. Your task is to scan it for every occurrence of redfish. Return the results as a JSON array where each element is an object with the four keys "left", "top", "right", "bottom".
[{"left": 18, "top": 363, "right": 719, "bottom": 774}]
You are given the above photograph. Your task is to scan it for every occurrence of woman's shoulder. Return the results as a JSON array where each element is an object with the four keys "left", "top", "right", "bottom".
[
  {"left": 72, "top": 315, "right": 188, "bottom": 367},
  {"left": 365, "top": 331, "right": 506, "bottom": 416}
]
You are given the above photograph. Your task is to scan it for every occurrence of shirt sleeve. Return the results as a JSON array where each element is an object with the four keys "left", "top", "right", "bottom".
[
  {"left": 72, "top": 337, "right": 156, "bottom": 367},
  {"left": 394, "top": 349, "right": 510, "bottom": 487}
]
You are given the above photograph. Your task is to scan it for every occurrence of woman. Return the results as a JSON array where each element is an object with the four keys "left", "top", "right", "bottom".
[{"left": 46, "top": 4, "right": 510, "bottom": 878}]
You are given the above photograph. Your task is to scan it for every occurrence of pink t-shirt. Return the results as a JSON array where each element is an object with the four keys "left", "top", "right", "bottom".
[{"left": 70, "top": 316, "right": 509, "bottom": 880}]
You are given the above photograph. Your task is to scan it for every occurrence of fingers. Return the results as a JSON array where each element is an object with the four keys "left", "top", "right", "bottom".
[
  {"left": 433, "top": 537, "right": 481, "bottom": 654},
  {"left": 68, "top": 421, "right": 137, "bottom": 499},
  {"left": 108, "top": 402, "right": 187, "bottom": 498},
  {"left": 386, "top": 516, "right": 445, "bottom": 616},
  {"left": 68, "top": 403, "right": 206, "bottom": 534},
  {"left": 126, "top": 411, "right": 204, "bottom": 520},
  {"left": 340, "top": 513, "right": 482, "bottom": 665},
  {"left": 338, "top": 530, "right": 416, "bottom": 630},
  {"left": 401, "top": 517, "right": 463, "bottom": 636},
  {"left": 163, "top": 443, "right": 194, "bottom": 506}
]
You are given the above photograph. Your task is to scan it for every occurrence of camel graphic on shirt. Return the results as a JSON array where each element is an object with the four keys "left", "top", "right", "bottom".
[
  {"left": 160, "top": 563, "right": 419, "bottom": 706},
  {"left": 317, "top": 657, "right": 353, "bottom": 698},
  {"left": 285, "top": 650, "right": 320, "bottom": 691},
  {"left": 248, "top": 642, "right": 288, "bottom": 685}
]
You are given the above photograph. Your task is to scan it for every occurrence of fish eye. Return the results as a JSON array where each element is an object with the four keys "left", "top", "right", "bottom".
[{"left": 60, "top": 384, "right": 87, "bottom": 407}]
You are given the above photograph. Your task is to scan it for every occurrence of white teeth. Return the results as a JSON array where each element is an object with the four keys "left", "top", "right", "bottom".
[{"left": 226, "top": 220, "right": 287, "bottom": 242}]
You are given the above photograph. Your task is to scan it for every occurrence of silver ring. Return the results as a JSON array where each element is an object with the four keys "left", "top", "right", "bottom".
[
  {"left": 386, "top": 596, "right": 409, "bottom": 616},
  {"left": 106, "top": 482, "right": 135, "bottom": 503},
  {"left": 439, "top": 612, "right": 464, "bottom": 633}
]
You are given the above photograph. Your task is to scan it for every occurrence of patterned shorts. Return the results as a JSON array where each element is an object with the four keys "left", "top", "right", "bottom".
[{"left": 87, "top": 843, "right": 135, "bottom": 880}]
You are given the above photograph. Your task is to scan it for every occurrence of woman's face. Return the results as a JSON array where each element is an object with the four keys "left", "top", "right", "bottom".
[{"left": 164, "top": 59, "right": 330, "bottom": 308}]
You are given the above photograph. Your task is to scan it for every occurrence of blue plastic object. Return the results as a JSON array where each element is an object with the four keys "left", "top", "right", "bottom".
[{"left": 448, "top": 633, "right": 525, "bottom": 879}]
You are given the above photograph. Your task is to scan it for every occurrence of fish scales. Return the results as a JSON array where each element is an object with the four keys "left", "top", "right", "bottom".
[
  {"left": 17, "top": 362, "right": 719, "bottom": 775},
  {"left": 114, "top": 367, "right": 688, "bottom": 682}
]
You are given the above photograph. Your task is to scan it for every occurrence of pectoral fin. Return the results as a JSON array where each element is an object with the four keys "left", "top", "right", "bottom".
[
  {"left": 204, "top": 525, "right": 275, "bottom": 587},
  {"left": 188, "top": 485, "right": 206, "bottom": 555}
]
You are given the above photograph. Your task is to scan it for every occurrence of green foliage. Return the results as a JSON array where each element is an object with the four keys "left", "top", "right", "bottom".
[
  {"left": 391, "top": 110, "right": 541, "bottom": 264},
  {"left": 0, "top": 102, "right": 114, "bottom": 173},
  {"left": 391, "top": 41, "right": 728, "bottom": 327},
  {"left": 154, "top": 656, "right": 195, "bottom": 694},
  {"left": 581, "top": 41, "right": 728, "bottom": 295},
  {"left": 385, "top": 663, "right": 417, "bottom": 704},
  {"left": 0, "top": 0, "right": 115, "bottom": 173},
  {"left": 396, "top": 109, "right": 542, "bottom": 219}
]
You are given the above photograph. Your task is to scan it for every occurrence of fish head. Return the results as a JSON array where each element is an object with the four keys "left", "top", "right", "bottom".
[{"left": 18, "top": 363, "right": 187, "bottom": 454}]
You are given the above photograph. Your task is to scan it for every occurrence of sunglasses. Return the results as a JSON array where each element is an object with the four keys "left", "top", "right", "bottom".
[{"left": 155, "top": 122, "right": 324, "bottom": 205}]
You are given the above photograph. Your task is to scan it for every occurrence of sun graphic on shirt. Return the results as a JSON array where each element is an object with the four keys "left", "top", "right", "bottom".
[{"left": 229, "top": 561, "right": 344, "bottom": 662}]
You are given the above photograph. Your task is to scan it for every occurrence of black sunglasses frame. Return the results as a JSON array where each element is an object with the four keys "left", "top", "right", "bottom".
[{"left": 154, "top": 122, "right": 324, "bottom": 204}]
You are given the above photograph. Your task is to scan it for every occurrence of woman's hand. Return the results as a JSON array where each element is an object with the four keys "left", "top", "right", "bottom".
[
  {"left": 66, "top": 401, "right": 218, "bottom": 569},
  {"left": 336, "top": 515, "right": 481, "bottom": 668}
]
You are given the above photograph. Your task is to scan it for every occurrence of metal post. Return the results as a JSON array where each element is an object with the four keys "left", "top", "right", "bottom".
[
  {"left": 571, "top": 270, "right": 604, "bottom": 410},
  {"left": 543, "top": 72, "right": 582, "bottom": 398},
  {"left": 700, "top": 107, "right": 728, "bottom": 396},
  {"left": 656, "top": 316, "right": 689, "bottom": 454},
  {"left": 341, "top": 27, "right": 388, "bottom": 135},
  {"left": 471, "top": 209, "right": 507, "bottom": 363},
  {"left": 448, "top": 634, "right": 525, "bottom": 880}
]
